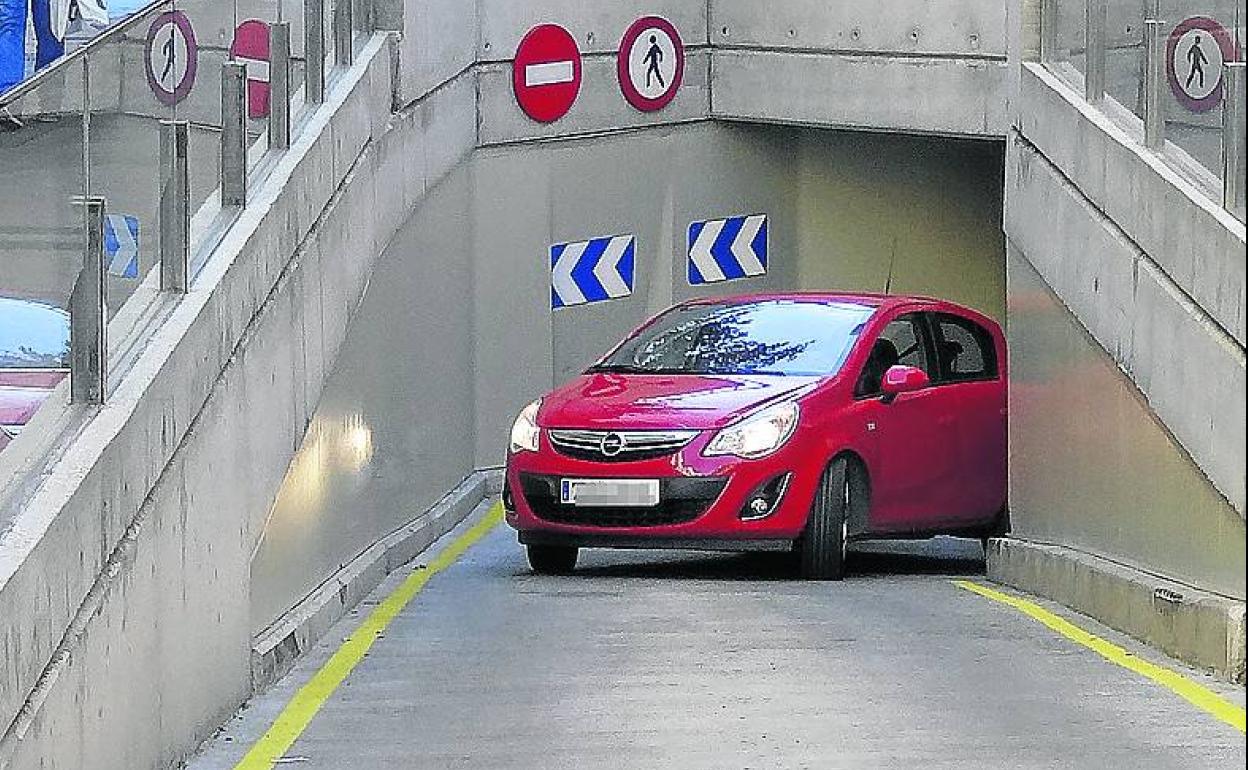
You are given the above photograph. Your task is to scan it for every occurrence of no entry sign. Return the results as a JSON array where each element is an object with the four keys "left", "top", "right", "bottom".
[
  {"left": 618, "top": 16, "right": 684, "bottom": 112},
  {"left": 1166, "top": 16, "right": 1235, "bottom": 113},
  {"left": 513, "top": 24, "right": 582, "bottom": 123},
  {"left": 231, "top": 20, "right": 272, "bottom": 119}
]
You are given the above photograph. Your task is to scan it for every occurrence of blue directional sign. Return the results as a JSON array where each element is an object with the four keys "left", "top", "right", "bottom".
[
  {"left": 104, "top": 214, "right": 140, "bottom": 280},
  {"left": 551, "top": 234, "right": 635, "bottom": 309},
  {"left": 688, "top": 213, "right": 768, "bottom": 285}
]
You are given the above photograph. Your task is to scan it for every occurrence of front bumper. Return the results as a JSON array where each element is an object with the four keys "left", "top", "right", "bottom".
[{"left": 504, "top": 429, "right": 818, "bottom": 545}]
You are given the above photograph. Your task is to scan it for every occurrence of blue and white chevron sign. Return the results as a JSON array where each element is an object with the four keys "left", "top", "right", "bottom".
[
  {"left": 550, "top": 234, "right": 636, "bottom": 309},
  {"left": 687, "top": 213, "right": 768, "bottom": 285},
  {"left": 104, "top": 214, "right": 140, "bottom": 280}
]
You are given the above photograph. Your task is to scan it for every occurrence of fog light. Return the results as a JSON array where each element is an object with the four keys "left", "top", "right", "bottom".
[{"left": 739, "top": 473, "right": 792, "bottom": 520}]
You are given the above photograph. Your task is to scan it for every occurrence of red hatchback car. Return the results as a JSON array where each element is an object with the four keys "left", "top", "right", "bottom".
[{"left": 504, "top": 293, "right": 1008, "bottom": 579}]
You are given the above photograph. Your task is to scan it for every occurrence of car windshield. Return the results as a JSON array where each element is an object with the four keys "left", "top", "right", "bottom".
[
  {"left": 0, "top": 297, "right": 71, "bottom": 369},
  {"left": 589, "top": 300, "right": 875, "bottom": 377}
]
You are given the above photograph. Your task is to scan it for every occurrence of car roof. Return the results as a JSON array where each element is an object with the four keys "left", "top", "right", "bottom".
[{"left": 679, "top": 291, "right": 946, "bottom": 312}]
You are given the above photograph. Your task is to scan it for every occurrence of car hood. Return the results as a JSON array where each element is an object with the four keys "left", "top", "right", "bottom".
[{"left": 539, "top": 373, "right": 820, "bottom": 431}]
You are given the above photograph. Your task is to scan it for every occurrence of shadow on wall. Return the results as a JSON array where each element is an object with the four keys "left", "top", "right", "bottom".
[{"left": 795, "top": 131, "right": 1006, "bottom": 323}]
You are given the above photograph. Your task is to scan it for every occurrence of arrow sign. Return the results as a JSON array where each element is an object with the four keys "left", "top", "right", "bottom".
[
  {"left": 104, "top": 214, "right": 140, "bottom": 280},
  {"left": 551, "top": 234, "right": 635, "bottom": 309},
  {"left": 688, "top": 214, "right": 768, "bottom": 285}
]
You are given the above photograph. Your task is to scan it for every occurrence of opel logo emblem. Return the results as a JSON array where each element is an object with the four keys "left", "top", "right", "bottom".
[{"left": 600, "top": 433, "right": 625, "bottom": 457}]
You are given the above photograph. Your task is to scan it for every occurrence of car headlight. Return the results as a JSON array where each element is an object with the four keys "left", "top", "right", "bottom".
[
  {"left": 509, "top": 399, "right": 542, "bottom": 454},
  {"left": 704, "top": 402, "right": 800, "bottom": 459}
]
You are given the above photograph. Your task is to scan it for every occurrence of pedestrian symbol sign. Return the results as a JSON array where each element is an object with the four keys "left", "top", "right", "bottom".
[
  {"left": 144, "top": 11, "right": 198, "bottom": 106},
  {"left": 1166, "top": 17, "right": 1234, "bottom": 113},
  {"left": 618, "top": 16, "right": 685, "bottom": 112}
]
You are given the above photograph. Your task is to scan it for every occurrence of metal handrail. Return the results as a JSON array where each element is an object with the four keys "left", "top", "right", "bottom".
[{"left": 0, "top": 1, "right": 170, "bottom": 106}]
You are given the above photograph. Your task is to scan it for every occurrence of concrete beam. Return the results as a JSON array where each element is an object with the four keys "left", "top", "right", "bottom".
[{"left": 712, "top": 49, "right": 1009, "bottom": 137}]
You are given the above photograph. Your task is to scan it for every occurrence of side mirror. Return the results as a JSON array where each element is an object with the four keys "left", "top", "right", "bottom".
[{"left": 881, "top": 365, "right": 929, "bottom": 403}]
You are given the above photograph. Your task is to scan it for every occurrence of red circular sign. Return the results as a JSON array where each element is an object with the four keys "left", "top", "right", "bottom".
[
  {"left": 1165, "top": 16, "right": 1237, "bottom": 113},
  {"left": 231, "top": 19, "right": 271, "bottom": 119},
  {"left": 618, "top": 16, "right": 685, "bottom": 112},
  {"left": 513, "top": 24, "right": 583, "bottom": 123}
]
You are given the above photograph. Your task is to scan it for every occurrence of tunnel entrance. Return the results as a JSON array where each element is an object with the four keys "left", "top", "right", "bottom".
[{"left": 250, "top": 122, "right": 1006, "bottom": 634}]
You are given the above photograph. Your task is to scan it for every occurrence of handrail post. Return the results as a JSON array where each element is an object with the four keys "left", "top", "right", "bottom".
[
  {"left": 1040, "top": 0, "right": 1064, "bottom": 64},
  {"left": 1085, "top": 0, "right": 1107, "bottom": 102},
  {"left": 306, "top": 0, "right": 326, "bottom": 105},
  {"left": 269, "top": 22, "right": 292, "bottom": 150},
  {"left": 221, "top": 61, "right": 247, "bottom": 207},
  {"left": 335, "top": 0, "right": 355, "bottom": 67},
  {"left": 1224, "top": 62, "right": 1246, "bottom": 222},
  {"left": 71, "top": 197, "right": 107, "bottom": 405},
  {"left": 159, "top": 119, "right": 189, "bottom": 292},
  {"left": 1143, "top": 19, "right": 1166, "bottom": 149}
]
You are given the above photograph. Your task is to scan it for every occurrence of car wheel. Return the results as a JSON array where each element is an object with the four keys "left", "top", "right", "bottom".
[
  {"left": 798, "top": 458, "right": 850, "bottom": 581},
  {"left": 526, "top": 544, "right": 578, "bottom": 575}
]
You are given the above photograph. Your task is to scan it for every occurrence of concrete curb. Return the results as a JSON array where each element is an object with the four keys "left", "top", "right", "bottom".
[
  {"left": 988, "top": 537, "right": 1246, "bottom": 683},
  {"left": 250, "top": 469, "right": 504, "bottom": 692}
]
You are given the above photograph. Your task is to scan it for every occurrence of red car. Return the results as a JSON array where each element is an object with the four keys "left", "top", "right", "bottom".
[
  {"left": 0, "top": 297, "right": 70, "bottom": 453},
  {"left": 504, "top": 293, "right": 1008, "bottom": 579}
]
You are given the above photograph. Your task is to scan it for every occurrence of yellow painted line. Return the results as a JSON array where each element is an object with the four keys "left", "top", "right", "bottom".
[
  {"left": 234, "top": 504, "right": 504, "bottom": 770},
  {"left": 954, "top": 580, "right": 1246, "bottom": 733}
]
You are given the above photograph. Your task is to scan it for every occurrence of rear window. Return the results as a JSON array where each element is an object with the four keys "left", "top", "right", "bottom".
[
  {"left": 0, "top": 297, "right": 71, "bottom": 369},
  {"left": 590, "top": 300, "right": 876, "bottom": 377},
  {"left": 932, "top": 313, "right": 997, "bottom": 382}
]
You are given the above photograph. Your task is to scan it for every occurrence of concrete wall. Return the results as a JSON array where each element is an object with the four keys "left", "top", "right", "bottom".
[
  {"left": 0, "top": 32, "right": 479, "bottom": 769},
  {"left": 709, "top": 0, "right": 1010, "bottom": 136},
  {"left": 379, "top": 0, "right": 1010, "bottom": 140},
  {"left": 1003, "top": 0, "right": 1246, "bottom": 617}
]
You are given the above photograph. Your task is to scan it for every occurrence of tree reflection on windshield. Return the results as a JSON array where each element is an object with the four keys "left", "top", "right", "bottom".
[{"left": 592, "top": 300, "right": 874, "bottom": 377}]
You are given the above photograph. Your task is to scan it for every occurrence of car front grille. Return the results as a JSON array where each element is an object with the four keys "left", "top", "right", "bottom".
[
  {"left": 519, "top": 473, "right": 727, "bottom": 528},
  {"left": 547, "top": 429, "right": 699, "bottom": 463}
]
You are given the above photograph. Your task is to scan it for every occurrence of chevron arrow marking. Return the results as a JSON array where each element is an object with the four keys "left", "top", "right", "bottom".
[
  {"left": 551, "top": 240, "right": 588, "bottom": 307},
  {"left": 551, "top": 235, "right": 634, "bottom": 309},
  {"left": 689, "top": 219, "right": 726, "bottom": 283},
  {"left": 593, "top": 236, "right": 633, "bottom": 298},
  {"left": 731, "top": 214, "right": 766, "bottom": 277}
]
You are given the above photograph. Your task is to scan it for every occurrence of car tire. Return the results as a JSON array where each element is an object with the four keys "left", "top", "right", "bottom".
[
  {"left": 798, "top": 458, "right": 850, "bottom": 581},
  {"left": 527, "top": 544, "right": 578, "bottom": 575}
]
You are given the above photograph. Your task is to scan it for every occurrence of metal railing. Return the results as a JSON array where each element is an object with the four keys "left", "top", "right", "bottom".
[
  {"left": 1039, "top": 0, "right": 1247, "bottom": 222},
  {"left": 0, "top": 1, "right": 373, "bottom": 463}
]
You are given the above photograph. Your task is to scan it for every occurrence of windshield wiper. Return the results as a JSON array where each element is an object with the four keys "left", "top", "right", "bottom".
[{"left": 585, "top": 364, "right": 676, "bottom": 374}]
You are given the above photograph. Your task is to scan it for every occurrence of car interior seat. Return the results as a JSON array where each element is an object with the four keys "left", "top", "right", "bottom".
[
  {"left": 937, "top": 339, "right": 963, "bottom": 375},
  {"left": 856, "top": 338, "right": 900, "bottom": 397}
]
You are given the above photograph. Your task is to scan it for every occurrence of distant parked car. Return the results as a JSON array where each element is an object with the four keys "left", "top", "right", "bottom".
[
  {"left": 504, "top": 293, "right": 1008, "bottom": 579},
  {"left": 0, "top": 296, "right": 69, "bottom": 452}
]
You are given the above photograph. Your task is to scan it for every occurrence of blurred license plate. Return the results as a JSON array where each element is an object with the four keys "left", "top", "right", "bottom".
[{"left": 560, "top": 479, "right": 660, "bottom": 507}]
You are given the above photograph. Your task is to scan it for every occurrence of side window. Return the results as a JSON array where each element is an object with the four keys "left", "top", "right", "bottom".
[
  {"left": 854, "top": 314, "right": 931, "bottom": 397},
  {"left": 932, "top": 314, "right": 997, "bottom": 382}
]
